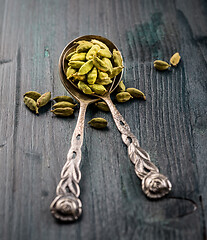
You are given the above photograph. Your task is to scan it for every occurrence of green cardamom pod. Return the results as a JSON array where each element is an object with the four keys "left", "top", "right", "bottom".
[
  {"left": 53, "top": 96, "right": 74, "bottom": 103},
  {"left": 66, "top": 51, "right": 75, "bottom": 61},
  {"left": 96, "top": 78, "right": 112, "bottom": 85},
  {"left": 170, "top": 52, "right": 181, "bottom": 66},
  {"left": 153, "top": 60, "right": 171, "bottom": 70},
  {"left": 24, "top": 96, "right": 39, "bottom": 114},
  {"left": 78, "top": 59, "right": 94, "bottom": 75},
  {"left": 126, "top": 88, "right": 146, "bottom": 100},
  {"left": 116, "top": 92, "right": 133, "bottom": 103},
  {"left": 110, "top": 66, "right": 124, "bottom": 78},
  {"left": 68, "top": 61, "right": 85, "bottom": 69},
  {"left": 91, "top": 39, "right": 110, "bottom": 50},
  {"left": 98, "top": 71, "right": 109, "bottom": 80},
  {"left": 116, "top": 80, "right": 126, "bottom": 93},
  {"left": 86, "top": 45, "right": 101, "bottom": 60},
  {"left": 88, "top": 117, "right": 108, "bottom": 129},
  {"left": 102, "top": 58, "right": 113, "bottom": 73},
  {"left": 97, "top": 48, "right": 112, "bottom": 58},
  {"left": 66, "top": 67, "right": 76, "bottom": 79},
  {"left": 87, "top": 67, "right": 97, "bottom": 84},
  {"left": 24, "top": 91, "right": 41, "bottom": 101},
  {"left": 76, "top": 42, "right": 93, "bottom": 53},
  {"left": 89, "top": 84, "right": 107, "bottom": 96},
  {"left": 71, "top": 72, "right": 86, "bottom": 81},
  {"left": 52, "top": 101, "right": 77, "bottom": 109},
  {"left": 51, "top": 107, "right": 74, "bottom": 117},
  {"left": 95, "top": 102, "right": 110, "bottom": 112},
  {"left": 77, "top": 81, "right": 93, "bottom": 95},
  {"left": 113, "top": 49, "right": 123, "bottom": 67},
  {"left": 70, "top": 52, "right": 86, "bottom": 61},
  {"left": 93, "top": 55, "right": 109, "bottom": 72},
  {"left": 37, "top": 92, "right": 51, "bottom": 108},
  {"left": 75, "top": 40, "right": 90, "bottom": 45}
]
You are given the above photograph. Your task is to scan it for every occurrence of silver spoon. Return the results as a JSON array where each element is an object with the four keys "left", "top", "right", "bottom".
[
  {"left": 50, "top": 35, "right": 172, "bottom": 222},
  {"left": 50, "top": 36, "right": 122, "bottom": 221}
]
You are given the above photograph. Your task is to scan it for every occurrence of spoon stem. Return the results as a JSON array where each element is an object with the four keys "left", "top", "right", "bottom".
[
  {"left": 50, "top": 102, "right": 88, "bottom": 221},
  {"left": 102, "top": 96, "right": 172, "bottom": 199}
]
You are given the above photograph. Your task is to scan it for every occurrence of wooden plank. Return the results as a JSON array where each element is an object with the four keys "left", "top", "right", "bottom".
[{"left": 0, "top": 0, "right": 206, "bottom": 239}]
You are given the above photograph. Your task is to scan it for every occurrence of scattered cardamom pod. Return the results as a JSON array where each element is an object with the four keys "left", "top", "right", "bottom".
[
  {"left": 88, "top": 117, "right": 108, "bottom": 129},
  {"left": 53, "top": 96, "right": 74, "bottom": 103},
  {"left": 37, "top": 92, "right": 51, "bottom": 108},
  {"left": 153, "top": 60, "right": 171, "bottom": 71},
  {"left": 51, "top": 107, "right": 74, "bottom": 117},
  {"left": 170, "top": 52, "right": 181, "bottom": 66},
  {"left": 24, "top": 91, "right": 41, "bottom": 101},
  {"left": 126, "top": 88, "right": 146, "bottom": 100},
  {"left": 52, "top": 101, "right": 77, "bottom": 109},
  {"left": 116, "top": 92, "right": 133, "bottom": 103},
  {"left": 95, "top": 102, "right": 110, "bottom": 112},
  {"left": 24, "top": 96, "right": 39, "bottom": 114}
]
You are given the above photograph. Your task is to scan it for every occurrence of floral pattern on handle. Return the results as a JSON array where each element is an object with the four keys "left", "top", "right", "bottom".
[
  {"left": 103, "top": 96, "right": 172, "bottom": 198},
  {"left": 50, "top": 102, "right": 88, "bottom": 221}
]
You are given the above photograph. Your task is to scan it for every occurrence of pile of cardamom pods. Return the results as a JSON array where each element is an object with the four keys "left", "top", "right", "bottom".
[{"left": 65, "top": 39, "right": 124, "bottom": 96}]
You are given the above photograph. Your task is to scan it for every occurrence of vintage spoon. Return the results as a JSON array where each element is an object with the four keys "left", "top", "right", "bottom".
[
  {"left": 50, "top": 35, "right": 172, "bottom": 222},
  {"left": 50, "top": 36, "right": 122, "bottom": 221}
]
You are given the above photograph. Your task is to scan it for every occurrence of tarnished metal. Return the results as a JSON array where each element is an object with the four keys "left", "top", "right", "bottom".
[
  {"left": 50, "top": 35, "right": 122, "bottom": 221},
  {"left": 50, "top": 35, "right": 172, "bottom": 222},
  {"left": 50, "top": 101, "right": 87, "bottom": 221},
  {"left": 102, "top": 96, "right": 172, "bottom": 199}
]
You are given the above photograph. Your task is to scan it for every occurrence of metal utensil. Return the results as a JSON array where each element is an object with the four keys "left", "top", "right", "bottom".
[
  {"left": 50, "top": 35, "right": 172, "bottom": 222},
  {"left": 50, "top": 36, "right": 122, "bottom": 221}
]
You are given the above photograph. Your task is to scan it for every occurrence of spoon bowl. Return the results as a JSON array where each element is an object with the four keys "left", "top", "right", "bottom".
[{"left": 59, "top": 35, "right": 123, "bottom": 102}]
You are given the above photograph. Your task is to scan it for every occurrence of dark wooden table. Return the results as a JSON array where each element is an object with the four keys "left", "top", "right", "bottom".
[{"left": 0, "top": 0, "right": 207, "bottom": 239}]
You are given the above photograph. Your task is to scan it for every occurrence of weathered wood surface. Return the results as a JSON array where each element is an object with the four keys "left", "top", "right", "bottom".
[{"left": 0, "top": 0, "right": 206, "bottom": 239}]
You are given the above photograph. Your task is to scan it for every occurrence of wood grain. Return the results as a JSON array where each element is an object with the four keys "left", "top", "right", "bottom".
[{"left": 0, "top": 0, "right": 206, "bottom": 239}]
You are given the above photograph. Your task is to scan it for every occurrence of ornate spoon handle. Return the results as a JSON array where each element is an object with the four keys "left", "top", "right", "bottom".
[
  {"left": 103, "top": 96, "right": 172, "bottom": 198},
  {"left": 50, "top": 102, "right": 88, "bottom": 221}
]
